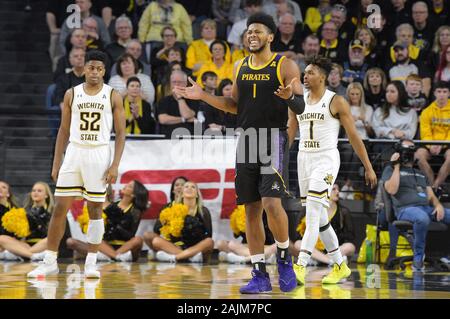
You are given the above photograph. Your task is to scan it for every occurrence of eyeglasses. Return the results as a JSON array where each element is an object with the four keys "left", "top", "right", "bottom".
[{"left": 163, "top": 34, "right": 176, "bottom": 38}]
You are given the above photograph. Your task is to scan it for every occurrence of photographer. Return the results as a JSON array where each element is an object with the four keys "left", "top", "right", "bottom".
[{"left": 382, "top": 139, "right": 450, "bottom": 271}]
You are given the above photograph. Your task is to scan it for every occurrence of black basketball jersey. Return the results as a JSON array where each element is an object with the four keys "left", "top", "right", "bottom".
[{"left": 236, "top": 53, "right": 288, "bottom": 130}]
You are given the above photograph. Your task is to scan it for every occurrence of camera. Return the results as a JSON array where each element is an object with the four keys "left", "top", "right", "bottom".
[{"left": 393, "top": 141, "right": 416, "bottom": 165}]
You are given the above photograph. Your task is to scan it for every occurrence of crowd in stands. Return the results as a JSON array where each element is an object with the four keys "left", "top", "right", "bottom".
[
  {"left": 44, "top": 0, "right": 449, "bottom": 140},
  {"left": 19, "top": 0, "right": 448, "bottom": 268}
]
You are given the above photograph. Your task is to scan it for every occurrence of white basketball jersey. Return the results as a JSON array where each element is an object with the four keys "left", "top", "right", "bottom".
[
  {"left": 297, "top": 89, "right": 340, "bottom": 152},
  {"left": 70, "top": 83, "right": 113, "bottom": 146}
]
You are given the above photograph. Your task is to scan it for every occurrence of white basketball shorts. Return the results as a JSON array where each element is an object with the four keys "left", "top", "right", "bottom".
[
  {"left": 55, "top": 142, "right": 111, "bottom": 202},
  {"left": 297, "top": 148, "right": 340, "bottom": 207}
]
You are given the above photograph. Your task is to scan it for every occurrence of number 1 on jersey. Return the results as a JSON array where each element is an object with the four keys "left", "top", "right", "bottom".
[
  {"left": 309, "top": 121, "right": 314, "bottom": 139},
  {"left": 253, "top": 83, "right": 256, "bottom": 98}
]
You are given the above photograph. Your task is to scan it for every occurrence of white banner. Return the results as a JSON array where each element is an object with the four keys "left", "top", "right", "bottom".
[{"left": 113, "top": 138, "right": 239, "bottom": 242}]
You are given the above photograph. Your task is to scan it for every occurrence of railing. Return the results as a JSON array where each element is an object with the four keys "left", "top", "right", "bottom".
[{"left": 1, "top": 106, "right": 449, "bottom": 207}]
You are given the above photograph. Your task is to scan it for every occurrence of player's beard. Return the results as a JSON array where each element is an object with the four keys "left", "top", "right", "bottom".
[{"left": 248, "top": 39, "right": 268, "bottom": 53}]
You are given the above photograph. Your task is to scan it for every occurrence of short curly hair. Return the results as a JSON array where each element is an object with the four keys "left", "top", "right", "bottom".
[
  {"left": 246, "top": 12, "right": 277, "bottom": 34},
  {"left": 305, "top": 55, "right": 333, "bottom": 78}
]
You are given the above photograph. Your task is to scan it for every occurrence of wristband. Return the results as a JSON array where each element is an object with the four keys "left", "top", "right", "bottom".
[
  {"left": 391, "top": 160, "right": 400, "bottom": 166},
  {"left": 286, "top": 94, "right": 305, "bottom": 114}
]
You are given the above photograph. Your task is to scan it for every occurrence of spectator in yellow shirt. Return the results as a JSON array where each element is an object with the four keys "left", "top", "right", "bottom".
[
  {"left": 232, "top": 30, "right": 250, "bottom": 63},
  {"left": 196, "top": 40, "right": 233, "bottom": 87},
  {"left": 138, "top": 0, "right": 193, "bottom": 45},
  {"left": 186, "top": 19, "right": 231, "bottom": 76},
  {"left": 304, "top": 0, "right": 332, "bottom": 33},
  {"left": 415, "top": 81, "right": 450, "bottom": 189}
]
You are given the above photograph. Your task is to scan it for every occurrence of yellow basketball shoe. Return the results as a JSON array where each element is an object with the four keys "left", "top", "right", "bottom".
[
  {"left": 322, "top": 262, "right": 351, "bottom": 284},
  {"left": 293, "top": 264, "right": 306, "bottom": 286}
]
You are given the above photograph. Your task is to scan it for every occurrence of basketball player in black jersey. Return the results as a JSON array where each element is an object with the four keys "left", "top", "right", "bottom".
[{"left": 174, "top": 13, "right": 303, "bottom": 294}]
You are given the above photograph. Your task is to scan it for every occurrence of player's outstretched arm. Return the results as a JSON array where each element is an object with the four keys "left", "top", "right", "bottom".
[
  {"left": 106, "top": 89, "right": 126, "bottom": 184},
  {"left": 274, "top": 58, "right": 304, "bottom": 114},
  {"left": 52, "top": 88, "right": 73, "bottom": 182},
  {"left": 172, "top": 61, "right": 241, "bottom": 114},
  {"left": 333, "top": 95, "right": 377, "bottom": 188},
  {"left": 173, "top": 77, "right": 238, "bottom": 114}
]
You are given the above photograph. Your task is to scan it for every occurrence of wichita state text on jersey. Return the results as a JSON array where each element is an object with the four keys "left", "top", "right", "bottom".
[
  {"left": 297, "top": 89, "right": 340, "bottom": 152},
  {"left": 70, "top": 83, "right": 114, "bottom": 146}
]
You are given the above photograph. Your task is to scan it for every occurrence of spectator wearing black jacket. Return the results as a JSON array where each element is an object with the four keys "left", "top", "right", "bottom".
[
  {"left": 143, "top": 176, "right": 188, "bottom": 259},
  {"left": 53, "top": 48, "right": 86, "bottom": 108},
  {"left": 411, "top": 1, "right": 437, "bottom": 56},
  {"left": 318, "top": 21, "right": 347, "bottom": 63},
  {"left": 428, "top": 0, "right": 450, "bottom": 28},
  {"left": 387, "top": 0, "right": 411, "bottom": 29},
  {"left": 105, "top": 16, "right": 134, "bottom": 62},
  {"left": 204, "top": 78, "right": 237, "bottom": 133},
  {"left": 271, "top": 13, "right": 310, "bottom": 62},
  {"left": 123, "top": 77, "right": 156, "bottom": 134},
  {"left": 66, "top": 180, "right": 149, "bottom": 262},
  {"left": 0, "top": 181, "right": 19, "bottom": 236},
  {"left": 157, "top": 71, "right": 198, "bottom": 138},
  {"left": 152, "top": 181, "right": 214, "bottom": 263},
  {"left": 0, "top": 182, "right": 54, "bottom": 261},
  {"left": 54, "top": 29, "right": 88, "bottom": 82},
  {"left": 318, "top": 4, "right": 355, "bottom": 47},
  {"left": 363, "top": 67, "right": 387, "bottom": 110}
]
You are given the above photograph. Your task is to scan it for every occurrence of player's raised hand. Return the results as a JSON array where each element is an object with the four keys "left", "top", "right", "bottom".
[
  {"left": 365, "top": 167, "right": 377, "bottom": 189},
  {"left": 104, "top": 165, "right": 118, "bottom": 184},
  {"left": 172, "top": 77, "right": 204, "bottom": 100},
  {"left": 274, "top": 77, "right": 299, "bottom": 100}
]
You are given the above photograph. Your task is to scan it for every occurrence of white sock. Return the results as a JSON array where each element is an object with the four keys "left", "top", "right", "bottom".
[
  {"left": 44, "top": 250, "right": 57, "bottom": 264},
  {"left": 297, "top": 200, "right": 322, "bottom": 266},
  {"left": 275, "top": 239, "right": 290, "bottom": 260},
  {"left": 317, "top": 205, "right": 344, "bottom": 265},
  {"left": 31, "top": 251, "right": 46, "bottom": 261},
  {"left": 297, "top": 251, "right": 311, "bottom": 267},
  {"left": 85, "top": 252, "right": 97, "bottom": 265},
  {"left": 275, "top": 239, "right": 289, "bottom": 249},
  {"left": 250, "top": 254, "right": 265, "bottom": 264},
  {"left": 328, "top": 249, "right": 344, "bottom": 266}
]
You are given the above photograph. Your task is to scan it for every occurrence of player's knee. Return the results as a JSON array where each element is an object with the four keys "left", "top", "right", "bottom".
[
  {"left": 261, "top": 198, "right": 282, "bottom": 215},
  {"left": 86, "top": 203, "right": 103, "bottom": 219}
]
